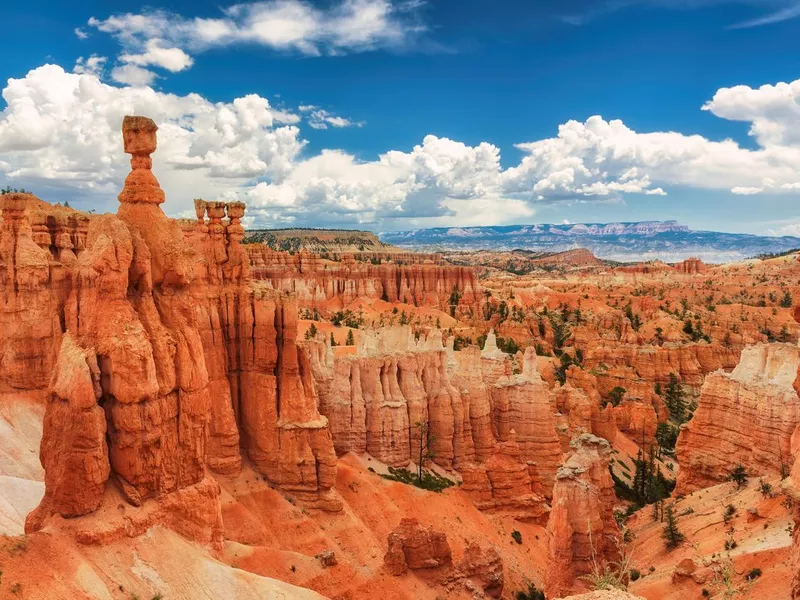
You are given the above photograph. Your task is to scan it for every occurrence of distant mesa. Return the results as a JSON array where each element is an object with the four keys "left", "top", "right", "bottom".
[
  {"left": 245, "top": 227, "right": 400, "bottom": 254},
  {"left": 378, "top": 221, "right": 800, "bottom": 263}
]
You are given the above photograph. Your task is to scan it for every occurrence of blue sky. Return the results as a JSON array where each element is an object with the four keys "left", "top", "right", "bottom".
[{"left": 2, "top": 0, "right": 800, "bottom": 234}]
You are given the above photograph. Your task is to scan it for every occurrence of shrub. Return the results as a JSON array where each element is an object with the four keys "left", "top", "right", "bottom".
[
  {"left": 607, "top": 386, "right": 626, "bottom": 406},
  {"left": 745, "top": 567, "right": 762, "bottom": 581},
  {"left": 379, "top": 466, "right": 455, "bottom": 493},
  {"left": 511, "top": 530, "right": 523, "bottom": 544},
  {"left": 723, "top": 504, "right": 737, "bottom": 524},
  {"left": 629, "top": 568, "right": 641, "bottom": 581},
  {"left": 515, "top": 584, "right": 545, "bottom": 600},
  {"left": 729, "top": 464, "right": 749, "bottom": 488}
]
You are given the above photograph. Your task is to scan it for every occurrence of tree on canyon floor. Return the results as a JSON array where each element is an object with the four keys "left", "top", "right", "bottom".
[
  {"left": 304, "top": 323, "right": 318, "bottom": 340},
  {"left": 346, "top": 329, "right": 355, "bottom": 346},
  {"left": 781, "top": 290, "right": 793, "bottom": 308},
  {"left": 448, "top": 287, "right": 462, "bottom": 317},
  {"left": 655, "top": 422, "right": 679, "bottom": 456},
  {"left": 664, "top": 373, "right": 688, "bottom": 422},
  {"left": 662, "top": 504, "right": 685, "bottom": 550},
  {"left": 548, "top": 312, "right": 572, "bottom": 355}
]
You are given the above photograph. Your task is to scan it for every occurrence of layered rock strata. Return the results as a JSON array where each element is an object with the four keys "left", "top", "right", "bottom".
[
  {"left": 677, "top": 343, "right": 800, "bottom": 493},
  {"left": 384, "top": 518, "right": 453, "bottom": 575},
  {"left": 546, "top": 434, "right": 619, "bottom": 598},
  {"left": 9, "top": 116, "right": 341, "bottom": 543},
  {"left": 583, "top": 342, "right": 740, "bottom": 391},
  {"left": 460, "top": 430, "right": 549, "bottom": 523},
  {"left": 247, "top": 245, "right": 480, "bottom": 315},
  {"left": 309, "top": 328, "right": 562, "bottom": 498}
]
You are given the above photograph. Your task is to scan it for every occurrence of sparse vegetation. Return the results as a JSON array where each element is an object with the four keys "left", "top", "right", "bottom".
[
  {"left": 662, "top": 504, "right": 685, "bottom": 550},
  {"left": 515, "top": 583, "right": 545, "bottom": 600},
  {"left": 379, "top": 466, "right": 455, "bottom": 493},
  {"left": 729, "top": 464, "right": 749, "bottom": 489}
]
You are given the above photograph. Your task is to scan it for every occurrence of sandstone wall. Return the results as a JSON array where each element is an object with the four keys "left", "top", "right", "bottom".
[
  {"left": 546, "top": 434, "right": 619, "bottom": 598},
  {"left": 309, "top": 330, "right": 563, "bottom": 498},
  {"left": 247, "top": 245, "right": 480, "bottom": 315},
  {"left": 584, "top": 341, "right": 741, "bottom": 391},
  {"left": 676, "top": 343, "right": 800, "bottom": 493}
]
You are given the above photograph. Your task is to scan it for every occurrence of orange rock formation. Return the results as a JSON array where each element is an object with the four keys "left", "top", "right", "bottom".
[
  {"left": 14, "top": 116, "right": 342, "bottom": 544},
  {"left": 248, "top": 245, "right": 481, "bottom": 316},
  {"left": 677, "top": 343, "right": 800, "bottom": 493},
  {"left": 384, "top": 517, "right": 453, "bottom": 575},
  {"left": 546, "top": 434, "right": 619, "bottom": 598},
  {"left": 309, "top": 329, "right": 561, "bottom": 500}
]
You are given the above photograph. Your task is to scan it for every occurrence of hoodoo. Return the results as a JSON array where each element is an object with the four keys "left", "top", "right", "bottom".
[{"left": 24, "top": 116, "right": 343, "bottom": 540}]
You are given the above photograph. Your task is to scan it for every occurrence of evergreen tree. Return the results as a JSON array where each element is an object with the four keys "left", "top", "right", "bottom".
[
  {"left": 330, "top": 332, "right": 337, "bottom": 347},
  {"left": 346, "top": 329, "right": 355, "bottom": 346},
  {"left": 632, "top": 448, "right": 648, "bottom": 503},
  {"left": 729, "top": 464, "right": 749, "bottom": 488},
  {"left": 662, "top": 504, "right": 685, "bottom": 550},
  {"left": 304, "top": 323, "right": 318, "bottom": 340},
  {"left": 608, "top": 386, "right": 626, "bottom": 406},
  {"left": 664, "top": 373, "right": 686, "bottom": 422},
  {"left": 656, "top": 422, "right": 679, "bottom": 454},
  {"left": 781, "top": 290, "right": 793, "bottom": 308}
]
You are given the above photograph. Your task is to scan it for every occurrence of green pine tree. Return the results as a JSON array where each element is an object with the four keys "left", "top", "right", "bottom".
[{"left": 662, "top": 504, "right": 685, "bottom": 550}]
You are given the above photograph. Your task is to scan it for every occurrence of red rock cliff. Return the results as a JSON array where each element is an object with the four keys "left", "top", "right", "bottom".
[
  {"left": 676, "top": 342, "right": 800, "bottom": 494},
  {"left": 546, "top": 434, "right": 619, "bottom": 598},
  {"left": 247, "top": 245, "right": 480, "bottom": 316}
]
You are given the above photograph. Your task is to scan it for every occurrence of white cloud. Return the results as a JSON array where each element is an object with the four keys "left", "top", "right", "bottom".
[
  {"left": 0, "top": 65, "right": 303, "bottom": 214},
  {"left": 731, "top": 186, "right": 763, "bottom": 195},
  {"left": 120, "top": 39, "right": 194, "bottom": 72},
  {"left": 767, "top": 222, "right": 800, "bottom": 237},
  {"left": 87, "top": 0, "right": 427, "bottom": 80},
  {"left": 111, "top": 64, "right": 158, "bottom": 87},
  {"left": 244, "top": 135, "right": 505, "bottom": 225},
  {"left": 563, "top": 1, "right": 800, "bottom": 30},
  {"left": 5, "top": 64, "right": 800, "bottom": 230},
  {"left": 73, "top": 55, "right": 107, "bottom": 78},
  {"left": 305, "top": 107, "right": 363, "bottom": 129},
  {"left": 74, "top": 27, "right": 89, "bottom": 40},
  {"left": 730, "top": 3, "right": 800, "bottom": 29}
]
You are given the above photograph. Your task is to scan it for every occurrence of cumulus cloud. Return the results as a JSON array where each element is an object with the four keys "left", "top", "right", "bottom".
[
  {"left": 120, "top": 39, "right": 194, "bottom": 72},
  {"left": 299, "top": 105, "right": 363, "bottom": 129},
  {"left": 73, "top": 55, "right": 107, "bottom": 78},
  {"left": 111, "top": 64, "right": 158, "bottom": 87},
  {"left": 86, "top": 0, "right": 428, "bottom": 81},
  {"left": 74, "top": 27, "right": 89, "bottom": 40},
  {"left": 244, "top": 135, "right": 504, "bottom": 225},
  {"left": 0, "top": 65, "right": 303, "bottom": 214},
  {"left": 4, "top": 64, "right": 800, "bottom": 230}
]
